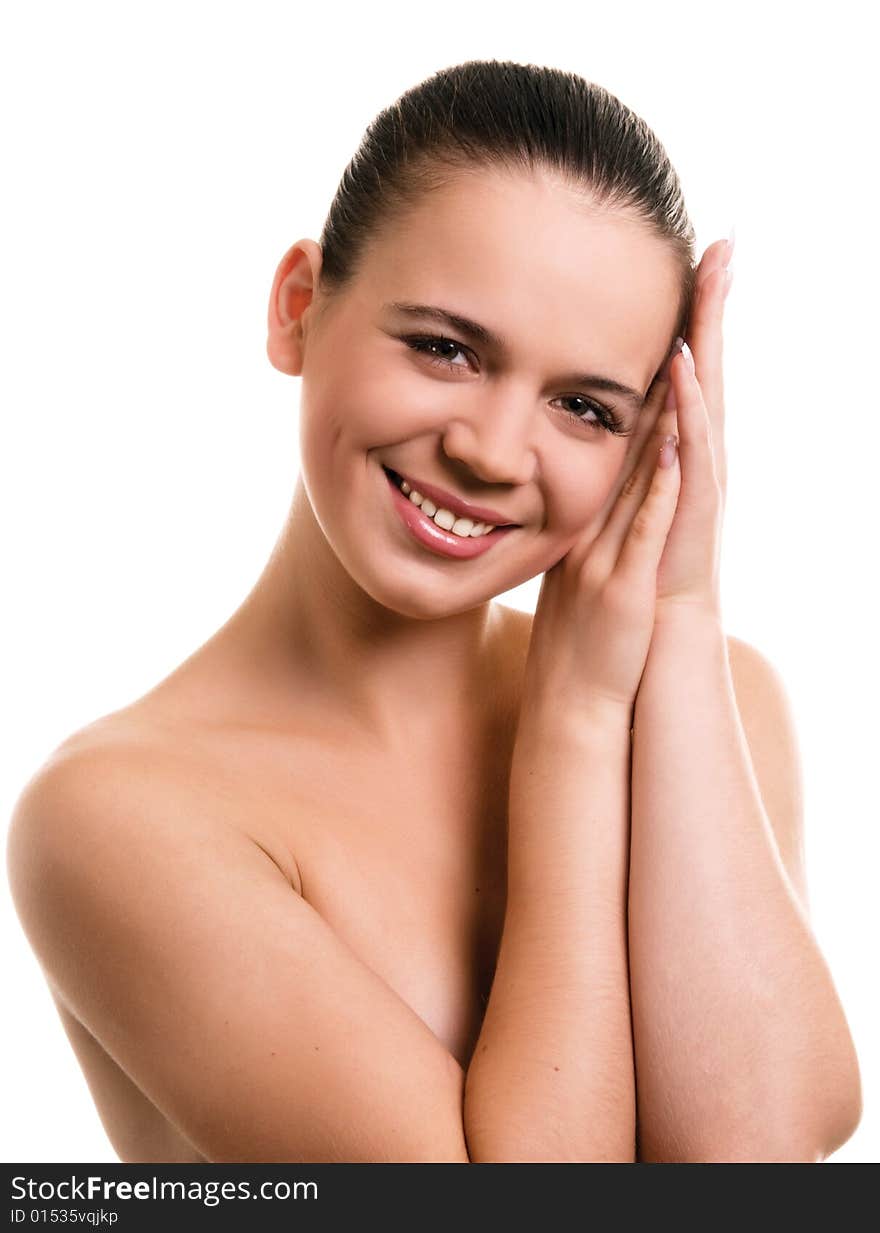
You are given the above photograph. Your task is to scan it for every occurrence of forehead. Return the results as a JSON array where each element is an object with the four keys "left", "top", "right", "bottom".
[{"left": 353, "top": 167, "right": 681, "bottom": 384}]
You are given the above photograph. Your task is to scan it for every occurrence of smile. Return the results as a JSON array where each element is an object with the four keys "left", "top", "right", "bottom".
[{"left": 382, "top": 466, "right": 518, "bottom": 560}]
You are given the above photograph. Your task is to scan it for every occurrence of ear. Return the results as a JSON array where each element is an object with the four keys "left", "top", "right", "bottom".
[{"left": 266, "top": 239, "right": 324, "bottom": 376}]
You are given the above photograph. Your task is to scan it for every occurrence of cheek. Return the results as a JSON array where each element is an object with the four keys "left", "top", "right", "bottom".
[
  {"left": 302, "top": 353, "right": 447, "bottom": 454},
  {"left": 544, "top": 458, "right": 620, "bottom": 538}
]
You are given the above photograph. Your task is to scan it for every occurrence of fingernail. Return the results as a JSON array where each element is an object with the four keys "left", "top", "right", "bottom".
[
  {"left": 681, "top": 340, "right": 695, "bottom": 375},
  {"left": 658, "top": 435, "right": 679, "bottom": 469},
  {"left": 724, "top": 224, "right": 736, "bottom": 267}
]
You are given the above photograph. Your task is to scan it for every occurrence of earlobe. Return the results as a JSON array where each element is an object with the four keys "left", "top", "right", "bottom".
[{"left": 266, "top": 239, "right": 323, "bottom": 376}]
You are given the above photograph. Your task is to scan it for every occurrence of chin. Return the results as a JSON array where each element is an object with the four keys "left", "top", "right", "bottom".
[
  {"left": 365, "top": 549, "right": 567, "bottom": 620},
  {"left": 356, "top": 566, "right": 500, "bottom": 621}
]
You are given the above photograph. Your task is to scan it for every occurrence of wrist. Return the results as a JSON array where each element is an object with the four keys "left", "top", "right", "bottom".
[
  {"left": 652, "top": 598, "right": 725, "bottom": 637},
  {"left": 514, "top": 691, "right": 634, "bottom": 753},
  {"left": 639, "top": 604, "right": 729, "bottom": 696}
]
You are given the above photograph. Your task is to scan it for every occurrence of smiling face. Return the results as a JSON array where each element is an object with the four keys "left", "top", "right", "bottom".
[{"left": 275, "top": 165, "right": 683, "bottom": 619}]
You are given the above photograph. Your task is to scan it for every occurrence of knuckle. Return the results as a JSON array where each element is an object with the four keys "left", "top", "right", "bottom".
[
  {"left": 628, "top": 507, "right": 655, "bottom": 541},
  {"left": 620, "top": 468, "right": 642, "bottom": 499},
  {"left": 602, "top": 572, "right": 648, "bottom": 620},
  {"left": 600, "top": 575, "right": 631, "bottom": 616},
  {"left": 579, "top": 551, "right": 611, "bottom": 592}
]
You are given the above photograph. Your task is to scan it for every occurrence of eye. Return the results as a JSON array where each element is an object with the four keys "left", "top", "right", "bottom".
[
  {"left": 403, "top": 334, "right": 473, "bottom": 370},
  {"left": 555, "top": 394, "right": 631, "bottom": 437},
  {"left": 400, "top": 333, "right": 632, "bottom": 437}
]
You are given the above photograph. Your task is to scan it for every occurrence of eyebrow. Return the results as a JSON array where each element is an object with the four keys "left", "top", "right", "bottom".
[{"left": 385, "top": 300, "right": 649, "bottom": 411}]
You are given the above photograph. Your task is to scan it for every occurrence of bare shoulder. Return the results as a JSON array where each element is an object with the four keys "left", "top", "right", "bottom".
[
  {"left": 8, "top": 714, "right": 201, "bottom": 845},
  {"left": 14, "top": 710, "right": 298, "bottom": 882},
  {"left": 7, "top": 715, "right": 251, "bottom": 917},
  {"left": 6, "top": 710, "right": 303, "bottom": 949}
]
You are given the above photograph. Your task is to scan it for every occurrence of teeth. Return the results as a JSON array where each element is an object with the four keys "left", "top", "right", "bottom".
[{"left": 398, "top": 477, "right": 495, "bottom": 537}]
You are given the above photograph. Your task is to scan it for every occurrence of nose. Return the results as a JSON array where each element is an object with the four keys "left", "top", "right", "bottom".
[{"left": 439, "top": 387, "right": 538, "bottom": 488}]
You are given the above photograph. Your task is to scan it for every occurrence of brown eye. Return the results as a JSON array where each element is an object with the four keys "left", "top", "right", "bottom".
[
  {"left": 403, "top": 335, "right": 472, "bottom": 371},
  {"left": 555, "top": 395, "right": 630, "bottom": 436}
]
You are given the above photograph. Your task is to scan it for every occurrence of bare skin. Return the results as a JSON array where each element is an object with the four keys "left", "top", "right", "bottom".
[
  {"left": 37, "top": 599, "right": 531, "bottom": 1162},
  {"left": 8, "top": 167, "right": 761, "bottom": 1162},
  {"left": 30, "top": 609, "right": 803, "bottom": 1162}
]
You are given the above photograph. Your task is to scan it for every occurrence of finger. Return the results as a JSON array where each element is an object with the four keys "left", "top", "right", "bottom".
[
  {"left": 621, "top": 376, "right": 671, "bottom": 469},
  {"left": 587, "top": 413, "right": 679, "bottom": 577},
  {"left": 603, "top": 336, "right": 683, "bottom": 499},
  {"left": 693, "top": 237, "right": 731, "bottom": 304},
  {"left": 587, "top": 357, "right": 680, "bottom": 526},
  {"left": 612, "top": 428, "right": 681, "bottom": 583},
  {"left": 566, "top": 378, "right": 670, "bottom": 565},
  {"left": 689, "top": 265, "right": 729, "bottom": 421},
  {"left": 668, "top": 345, "right": 721, "bottom": 492},
  {"left": 564, "top": 338, "right": 684, "bottom": 571}
]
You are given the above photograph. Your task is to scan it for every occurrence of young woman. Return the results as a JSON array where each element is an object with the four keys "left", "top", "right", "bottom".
[{"left": 7, "top": 59, "right": 862, "bottom": 1163}]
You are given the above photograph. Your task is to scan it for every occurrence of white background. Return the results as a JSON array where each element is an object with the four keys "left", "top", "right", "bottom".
[{"left": 2, "top": 0, "right": 877, "bottom": 1163}]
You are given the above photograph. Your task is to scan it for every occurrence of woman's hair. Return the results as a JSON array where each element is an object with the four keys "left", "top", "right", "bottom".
[{"left": 317, "top": 58, "right": 698, "bottom": 344}]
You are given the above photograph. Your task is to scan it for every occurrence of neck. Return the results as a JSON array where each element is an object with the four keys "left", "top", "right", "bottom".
[{"left": 216, "top": 476, "right": 505, "bottom": 747}]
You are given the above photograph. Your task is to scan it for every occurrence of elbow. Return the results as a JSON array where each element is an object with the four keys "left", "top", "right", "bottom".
[
  {"left": 641, "top": 1094, "right": 863, "bottom": 1164},
  {"left": 644, "top": 1033, "right": 864, "bottom": 1164},
  {"left": 810, "top": 1033, "right": 864, "bottom": 1161},
  {"left": 814, "top": 1073, "right": 863, "bottom": 1162},
  {"left": 743, "top": 1079, "right": 864, "bottom": 1163}
]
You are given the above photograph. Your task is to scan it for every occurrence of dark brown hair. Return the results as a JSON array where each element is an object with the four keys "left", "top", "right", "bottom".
[{"left": 317, "top": 59, "right": 697, "bottom": 344}]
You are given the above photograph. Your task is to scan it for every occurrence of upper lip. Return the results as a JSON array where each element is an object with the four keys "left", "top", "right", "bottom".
[{"left": 385, "top": 467, "right": 521, "bottom": 527}]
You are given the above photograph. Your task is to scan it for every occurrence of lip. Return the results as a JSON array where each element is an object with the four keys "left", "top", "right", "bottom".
[
  {"left": 382, "top": 466, "right": 520, "bottom": 528},
  {"left": 384, "top": 467, "right": 517, "bottom": 559}
]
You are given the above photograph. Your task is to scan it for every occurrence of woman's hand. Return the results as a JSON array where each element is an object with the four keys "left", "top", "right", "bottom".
[
  {"left": 518, "top": 377, "right": 682, "bottom": 726},
  {"left": 653, "top": 236, "right": 734, "bottom": 621}
]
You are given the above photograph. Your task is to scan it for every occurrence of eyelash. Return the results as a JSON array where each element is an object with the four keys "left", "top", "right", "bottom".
[{"left": 400, "top": 334, "right": 631, "bottom": 437}]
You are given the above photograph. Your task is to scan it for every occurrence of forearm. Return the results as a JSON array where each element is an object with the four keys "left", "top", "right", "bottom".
[
  {"left": 463, "top": 711, "right": 635, "bottom": 1162},
  {"left": 629, "top": 610, "right": 859, "bottom": 1161}
]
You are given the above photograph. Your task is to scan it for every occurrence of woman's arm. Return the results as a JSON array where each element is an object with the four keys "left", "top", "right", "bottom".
[
  {"left": 628, "top": 606, "right": 862, "bottom": 1162},
  {"left": 6, "top": 744, "right": 471, "bottom": 1163},
  {"left": 462, "top": 358, "right": 683, "bottom": 1162},
  {"left": 462, "top": 704, "right": 637, "bottom": 1162}
]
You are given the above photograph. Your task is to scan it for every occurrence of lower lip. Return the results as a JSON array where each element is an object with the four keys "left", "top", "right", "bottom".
[{"left": 383, "top": 468, "right": 518, "bottom": 560}]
